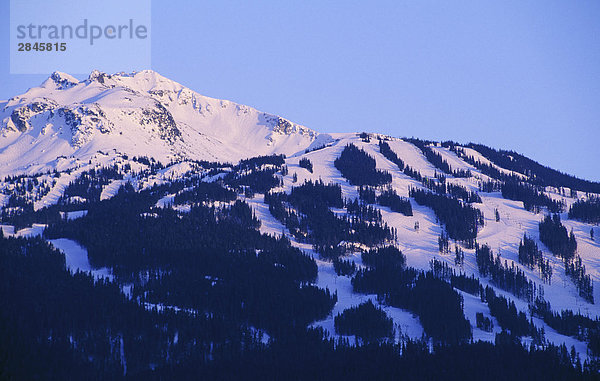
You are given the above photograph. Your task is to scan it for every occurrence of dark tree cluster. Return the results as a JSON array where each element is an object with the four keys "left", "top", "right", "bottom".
[
  {"left": 518, "top": 234, "right": 552, "bottom": 283},
  {"left": 1, "top": 170, "right": 148, "bottom": 231},
  {"left": 333, "top": 257, "right": 356, "bottom": 276},
  {"left": 346, "top": 199, "right": 384, "bottom": 223},
  {"left": 377, "top": 187, "right": 413, "bottom": 216},
  {"left": 1, "top": 174, "right": 53, "bottom": 203},
  {"left": 224, "top": 167, "right": 282, "bottom": 195},
  {"left": 476, "top": 312, "right": 494, "bottom": 332},
  {"left": 569, "top": 197, "right": 600, "bottom": 224},
  {"left": 421, "top": 145, "right": 452, "bottom": 175},
  {"left": 131, "top": 155, "right": 166, "bottom": 171},
  {"left": 0, "top": 201, "right": 63, "bottom": 231},
  {"left": 421, "top": 175, "right": 446, "bottom": 194},
  {"left": 3, "top": 170, "right": 50, "bottom": 183},
  {"left": 265, "top": 181, "right": 394, "bottom": 257},
  {"left": 288, "top": 179, "right": 344, "bottom": 211},
  {"left": 4, "top": 166, "right": 600, "bottom": 379},
  {"left": 238, "top": 154, "right": 285, "bottom": 170},
  {"left": 446, "top": 183, "right": 482, "bottom": 203},
  {"left": 421, "top": 175, "right": 481, "bottom": 203},
  {"left": 0, "top": 194, "right": 34, "bottom": 228},
  {"left": 361, "top": 246, "right": 407, "bottom": 270},
  {"left": 62, "top": 166, "right": 123, "bottom": 202},
  {"left": 299, "top": 157, "right": 314, "bottom": 173},
  {"left": 405, "top": 138, "right": 473, "bottom": 178},
  {"left": 479, "top": 179, "right": 502, "bottom": 193},
  {"left": 378, "top": 139, "right": 405, "bottom": 171},
  {"left": 386, "top": 272, "right": 472, "bottom": 344},
  {"left": 565, "top": 255, "right": 594, "bottom": 303},
  {"left": 538, "top": 216, "right": 592, "bottom": 302},
  {"left": 438, "top": 231, "right": 450, "bottom": 254},
  {"left": 451, "top": 147, "right": 524, "bottom": 184},
  {"left": 462, "top": 143, "right": 600, "bottom": 194},
  {"left": 501, "top": 180, "right": 563, "bottom": 213},
  {"left": 173, "top": 181, "right": 237, "bottom": 205},
  {"left": 352, "top": 248, "right": 417, "bottom": 297},
  {"left": 539, "top": 214, "right": 577, "bottom": 259},
  {"left": 454, "top": 245, "right": 465, "bottom": 266},
  {"left": 334, "top": 144, "right": 392, "bottom": 186},
  {"left": 531, "top": 298, "right": 600, "bottom": 355},
  {"left": 403, "top": 165, "right": 424, "bottom": 182},
  {"left": 353, "top": 247, "right": 471, "bottom": 344},
  {"left": 334, "top": 300, "right": 394, "bottom": 341},
  {"left": 359, "top": 132, "right": 371, "bottom": 142},
  {"left": 453, "top": 168, "right": 472, "bottom": 178},
  {"left": 410, "top": 188, "right": 484, "bottom": 243},
  {"left": 0, "top": 234, "right": 252, "bottom": 380},
  {"left": 5, "top": 230, "right": 593, "bottom": 381},
  {"left": 476, "top": 244, "right": 536, "bottom": 302},
  {"left": 188, "top": 158, "right": 232, "bottom": 170},
  {"left": 483, "top": 286, "right": 543, "bottom": 341},
  {"left": 429, "top": 258, "right": 481, "bottom": 296},
  {"left": 358, "top": 185, "right": 376, "bottom": 204},
  {"left": 221, "top": 154, "right": 287, "bottom": 195},
  {"left": 44, "top": 185, "right": 337, "bottom": 336},
  {"left": 163, "top": 331, "right": 597, "bottom": 381}
]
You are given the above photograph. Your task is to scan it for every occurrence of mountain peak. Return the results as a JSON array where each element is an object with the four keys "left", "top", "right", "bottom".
[
  {"left": 42, "top": 71, "right": 80, "bottom": 90},
  {"left": 83, "top": 69, "right": 185, "bottom": 94},
  {"left": 0, "top": 70, "right": 321, "bottom": 176}
]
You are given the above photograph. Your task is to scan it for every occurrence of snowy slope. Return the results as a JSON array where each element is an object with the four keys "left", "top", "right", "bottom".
[
  {"left": 268, "top": 134, "right": 600, "bottom": 355},
  {"left": 0, "top": 70, "right": 320, "bottom": 176},
  {"left": 1, "top": 72, "right": 600, "bottom": 358}
]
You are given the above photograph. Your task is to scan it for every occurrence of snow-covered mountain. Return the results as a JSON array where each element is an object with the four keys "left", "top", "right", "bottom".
[
  {"left": 0, "top": 70, "right": 325, "bottom": 176},
  {"left": 2, "top": 70, "right": 600, "bottom": 367}
]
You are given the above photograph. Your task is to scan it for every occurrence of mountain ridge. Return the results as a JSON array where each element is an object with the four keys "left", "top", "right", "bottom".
[{"left": 0, "top": 70, "right": 325, "bottom": 177}]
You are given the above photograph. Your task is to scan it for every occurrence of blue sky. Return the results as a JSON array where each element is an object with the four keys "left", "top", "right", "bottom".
[{"left": 1, "top": 1, "right": 599, "bottom": 181}]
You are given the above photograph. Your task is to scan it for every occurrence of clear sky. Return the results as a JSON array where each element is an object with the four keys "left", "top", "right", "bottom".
[{"left": 1, "top": 0, "right": 599, "bottom": 181}]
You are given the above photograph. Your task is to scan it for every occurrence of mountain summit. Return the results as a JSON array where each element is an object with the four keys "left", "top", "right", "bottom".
[{"left": 0, "top": 70, "right": 323, "bottom": 176}]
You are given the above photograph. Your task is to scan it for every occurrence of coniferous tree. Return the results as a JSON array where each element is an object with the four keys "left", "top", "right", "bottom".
[
  {"left": 569, "top": 197, "right": 600, "bottom": 224},
  {"left": 410, "top": 188, "right": 484, "bottom": 243},
  {"left": 377, "top": 187, "right": 413, "bottom": 216},
  {"left": 334, "top": 144, "right": 392, "bottom": 186},
  {"left": 476, "top": 312, "right": 494, "bottom": 332},
  {"left": 299, "top": 157, "right": 313, "bottom": 173},
  {"left": 454, "top": 245, "right": 464, "bottom": 266},
  {"left": 334, "top": 300, "right": 394, "bottom": 341},
  {"left": 539, "top": 214, "right": 577, "bottom": 260}
]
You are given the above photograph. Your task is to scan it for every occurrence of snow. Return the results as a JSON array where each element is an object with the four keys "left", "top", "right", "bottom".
[
  {"left": 0, "top": 224, "right": 15, "bottom": 236},
  {"left": 100, "top": 179, "right": 127, "bottom": 200},
  {"left": 60, "top": 210, "right": 88, "bottom": 220},
  {"left": 156, "top": 194, "right": 175, "bottom": 208},
  {"left": 1, "top": 72, "right": 599, "bottom": 358},
  {"left": 246, "top": 193, "right": 425, "bottom": 342},
  {"left": 430, "top": 146, "right": 475, "bottom": 175},
  {"left": 267, "top": 134, "right": 600, "bottom": 355},
  {"left": 15, "top": 224, "right": 47, "bottom": 238},
  {"left": 460, "top": 147, "right": 526, "bottom": 180},
  {"left": 311, "top": 255, "right": 424, "bottom": 343},
  {"left": 386, "top": 139, "right": 438, "bottom": 179},
  {"left": 0, "top": 223, "right": 46, "bottom": 238},
  {"left": 0, "top": 70, "right": 321, "bottom": 178},
  {"left": 49, "top": 238, "right": 113, "bottom": 281}
]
